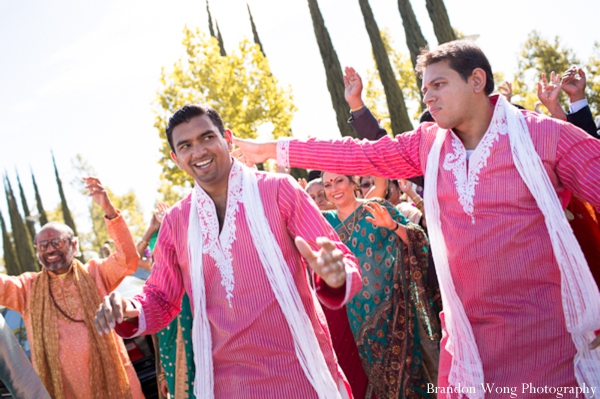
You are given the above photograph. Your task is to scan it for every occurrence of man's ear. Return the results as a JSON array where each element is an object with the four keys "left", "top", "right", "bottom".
[
  {"left": 470, "top": 68, "right": 487, "bottom": 94},
  {"left": 170, "top": 151, "right": 182, "bottom": 171},
  {"left": 224, "top": 129, "right": 233, "bottom": 150}
]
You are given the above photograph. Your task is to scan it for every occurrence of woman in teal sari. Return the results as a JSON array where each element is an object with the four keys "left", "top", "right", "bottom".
[{"left": 321, "top": 172, "right": 441, "bottom": 399}]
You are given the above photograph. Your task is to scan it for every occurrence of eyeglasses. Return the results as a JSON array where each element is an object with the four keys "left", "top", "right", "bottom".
[
  {"left": 36, "top": 237, "right": 70, "bottom": 252},
  {"left": 360, "top": 182, "right": 373, "bottom": 189}
]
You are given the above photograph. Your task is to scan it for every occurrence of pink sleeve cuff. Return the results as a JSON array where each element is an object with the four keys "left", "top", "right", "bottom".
[{"left": 315, "top": 269, "right": 356, "bottom": 310}]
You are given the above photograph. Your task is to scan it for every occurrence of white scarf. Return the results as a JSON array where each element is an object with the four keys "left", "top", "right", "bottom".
[
  {"left": 188, "top": 160, "right": 342, "bottom": 399},
  {"left": 424, "top": 95, "right": 600, "bottom": 398}
]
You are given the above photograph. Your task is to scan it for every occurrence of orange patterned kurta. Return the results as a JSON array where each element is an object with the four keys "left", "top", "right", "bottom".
[{"left": 0, "top": 213, "right": 144, "bottom": 399}]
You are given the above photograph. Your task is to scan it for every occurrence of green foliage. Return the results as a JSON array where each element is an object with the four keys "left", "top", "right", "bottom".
[
  {"left": 46, "top": 203, "right": 64, "bottom": 224},
  {"left": 154, "top": 27, "right": 296, "bottom": 192},
  {"left": 0, "top": 210, "right": 21, "bottom": 275},
  {"left": 31, "top": 170, "right": 49, "bottom": 227},
  {"left": 16, "top": 173, "right": 35, "bottom": 241},
  {"left": 52, "top": 153, "right": 79, "bottom": 237},
  {"left": 365, "top": 29, "right": 421, "bottom": 132},
  {"left": 71, "top": 154, "right": 146, "bottom": 256},
  {"left": 4, "top": 177, "right": 37, "bottom": 272},
  {"left": 585, "top": 42, "right": 600, "bottom": 115},
  {"left": 513, "top": 31, "right": 579, "bottom": 111}
]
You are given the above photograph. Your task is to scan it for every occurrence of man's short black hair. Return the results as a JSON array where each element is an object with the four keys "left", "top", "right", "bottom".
[
  {"left": 166, "top": 104, "right": 226, "bottom": 153},
  {"left": 416, "top": 40, "right": 495, "bottom": 96}
]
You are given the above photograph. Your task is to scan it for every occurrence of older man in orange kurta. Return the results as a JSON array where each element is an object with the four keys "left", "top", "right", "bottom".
[{"left": 0, "top": 177, "right": 144, "bottom": 399}]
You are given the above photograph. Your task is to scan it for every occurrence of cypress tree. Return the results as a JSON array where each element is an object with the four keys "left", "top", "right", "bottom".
[
  {"left": 215, "top": 22, "right": 227, "bottom": 56},
  {"left": 4, "top": 176, "right": 38, "bottom": 272},
  {"left": 358, "top": 0, "right": 413, "bottom": 135},
  {"left": 247, "top": 4, "right": 266, "bottom": 57},
  {"left": 52, "top": 153, "right": 78, "bottom": 237},
  {"left": 206, "top": 0, "right": 216, "bottom": 37},
  {"left": 16, "top": 172, "right": 36, "bottom": 242},
  {"left": 0, "top": 209, "right": 21, "bottom": 275},
  {"left": 425, "top": 0, "right": 456, "bottom": 44},
  {"left": 397, "top": 0, "right": 428, "bottom": 91},
  {"left": 31, "top": 169, "right": 49, "bottom": 226},
  {"left": 306, "top": 0, "right": 357, "bottom": 138},
  {"left": 206, "top": 1, "right": 226, "bottom": 56}
]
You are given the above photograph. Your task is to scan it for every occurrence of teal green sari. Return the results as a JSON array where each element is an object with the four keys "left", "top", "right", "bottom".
[
  {"left": 324, "top": 199, "right": 441, "bottom": 399},
  {"left": 157, "top": 293, "right": 195, "bottom": 399}
]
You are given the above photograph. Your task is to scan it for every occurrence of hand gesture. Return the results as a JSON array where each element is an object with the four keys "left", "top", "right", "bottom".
[
  {"left": 298, "top": 178, "right": 308, "bottom": 189},
  {"left": 153, "top": 202, "right": 169, "bottom": 225},
  {"left": 398, "top": 179, "right": 416, "bottom": 197},
  {"left": 561, "top": 66, "right": 586, "bottom": 103},
  {"left": 498, "top": 81, "right": 512, "bottom": 102},
  {"left": 94, "top": 291, "right": 140, "bottom": 335},
  {"left": 84, "top": 177, "right": 117, "bottom": 219},
  {"left": 343, "top": 67, "right": 365, "bottom": 110},
  {"left": 364, "top": 201, "right": 396, "bottom": 230},
  {"left": 295, "top": 236, "right": 346, "bottom": 288},
  {"left": 231, "top": 136, "right": 277, "bottom": 167},
  {"left": 537, "top": 72, "right": 566, "bottom": 120}
]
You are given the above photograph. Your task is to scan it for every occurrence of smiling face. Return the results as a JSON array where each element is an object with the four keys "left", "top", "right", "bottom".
[
  {"left": 35, "top": 224, "right": 76, "bottom": 274},
  {"left": 170, "top": 114, "right": 233, "bottom": 195},
  {"left": 421, "top": 60, "right": 478, "bottom": 132},
  {"left": 306, "top": 180, "right": 335, "bottom": 211},
  {"left": 322, "top": 172, "right": 357, "bottom": 209}
]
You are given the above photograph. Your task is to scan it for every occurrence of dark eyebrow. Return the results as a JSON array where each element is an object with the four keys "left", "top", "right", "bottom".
[
  {"left": 422, "top": 76, "right": 445, "bottom": 93},
  {"left": 175, "top": 129, "right": 215, "bottom": 148}
]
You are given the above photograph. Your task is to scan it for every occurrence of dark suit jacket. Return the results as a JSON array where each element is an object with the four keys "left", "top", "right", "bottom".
[{"left": 567, "top": 105, "right": 599, "bottom": 139}]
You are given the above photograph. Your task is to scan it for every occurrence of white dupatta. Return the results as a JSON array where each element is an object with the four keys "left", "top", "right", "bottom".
[
  {"left": 424, "top": 96, "right": 600, "bottom": 398},
  {"left": 187, "top": 160, "right": 342, "bottom": 399}
]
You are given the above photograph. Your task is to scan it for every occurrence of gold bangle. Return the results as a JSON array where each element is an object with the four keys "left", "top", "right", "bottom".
[
  {"left": 137, "top": 239, "right": 149, "bottom": 248},
  {"left": 350, "top": 105, "right": 365, "bottom": 113},
  {"left": 158, "top": 373, "right": 166, "bottom": 382}
]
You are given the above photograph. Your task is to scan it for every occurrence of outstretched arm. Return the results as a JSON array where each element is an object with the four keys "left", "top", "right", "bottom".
[{"left": 232, "top": 128, "right": 424, "bottom": 182}]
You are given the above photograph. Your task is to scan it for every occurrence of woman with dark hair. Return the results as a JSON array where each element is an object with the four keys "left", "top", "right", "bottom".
[{"left": 321, "top": 171, "right": 441, "bottom": 399}]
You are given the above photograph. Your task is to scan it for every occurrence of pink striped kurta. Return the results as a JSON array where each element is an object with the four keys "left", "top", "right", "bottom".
[
  {"left": 116, "top": 169, "right": 361, "bottom": 398},
  {"left": 284, "top": 96, "right": 600, "bottom": 396}
]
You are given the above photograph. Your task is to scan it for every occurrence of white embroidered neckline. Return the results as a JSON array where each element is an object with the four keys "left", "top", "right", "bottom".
[
  {"left": 193, "top": 161, "right": 244, "bottom": 307},
  {"left": 442, "top": 99, "right": 508, "bottom": 224}
]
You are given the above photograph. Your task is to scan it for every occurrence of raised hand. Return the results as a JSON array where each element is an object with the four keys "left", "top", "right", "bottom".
[
  {"left": 364, "top": 201, "right": 396, "bottom": 230},
  {"left": 231, "top": 136, "right": 277, "bottom": 167},
  {"left": 343, "top": 67, "right": 365, "bottom": 110},
  {"left": 83, "top": 177, "right": 117, "bottom": 219},
  {"left": 498, "top": 81, "right": 513, "bottom": 102},
  {"left": 94, "top": 291, "right": 140, "bottom": 335},
  {"left": 537, "top": 72, "right": 566, "bottom": 120},
  {"left": 295, "top": 236, "right": 346, "bottom": 289},
  {"left": 561, "top": 66, "right": 587, "bottom": 103}
]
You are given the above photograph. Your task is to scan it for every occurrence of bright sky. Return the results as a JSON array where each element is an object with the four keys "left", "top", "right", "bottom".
[{"left": 0, "top": 0, "right": 598, "bottom": 256}]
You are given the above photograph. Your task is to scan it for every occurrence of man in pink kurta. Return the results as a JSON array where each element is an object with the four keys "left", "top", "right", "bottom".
[
  {"left": 96, "top": 105, "right": 361, "bottom": 398},
  {"left": 233, "top": 41, "right": 600, "bottom": 397},
  {"left": 0, "top": 179, "right": 144, "bottom": 399}
]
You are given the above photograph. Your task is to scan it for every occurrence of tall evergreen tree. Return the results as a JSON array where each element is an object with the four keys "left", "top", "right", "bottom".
[
  {"left": 215, "top": 22, "right": 227, "bottom": 56},
  {"left": 0, "top": 209, "right": 21, "bottom": 275},
  {"left": 52, "top": 153, "right": 78, "bottom": 237},
  {"left": 206, "top": 1, "right": 226, "bottom": 56},
  {"left": 247, "top": 4, "right": 266, "bottom": 57},
  {"left": 425, "top": 0, "right": 456, "bottom": 44},
  {"left": 4, "top": 176, "right": 38, "bottom": 272},
  {"left": 358, "top": 0, "right": 413, "bottom": 134},
  {"left": 16, "top": 172, "right": 36, "bottom": 241},
  {"left": 397, "top": 0, "right": 428, "bottom": 91},
  {"left": 306, "top": 0, "right": 357, "bottom": 138},
  {"left": 206, "top": 0, "right": 216, "bottom": 37},
  {"left": 31, "top": 169, "right": 49, "bottom": 226}
]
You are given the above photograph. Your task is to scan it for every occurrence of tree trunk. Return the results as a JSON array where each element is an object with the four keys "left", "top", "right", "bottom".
[
  {"left": 359, "top": 0, "right": 413, "bottom": 135},
  {"left": 307, "top": 0, "right": 357, "bottom": 138},
  {"left": 397, "top": 0, "right": 428, "bottom": 91},
  {"left": 425, "top": 0, "right": 456, "bottom": 44}
]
